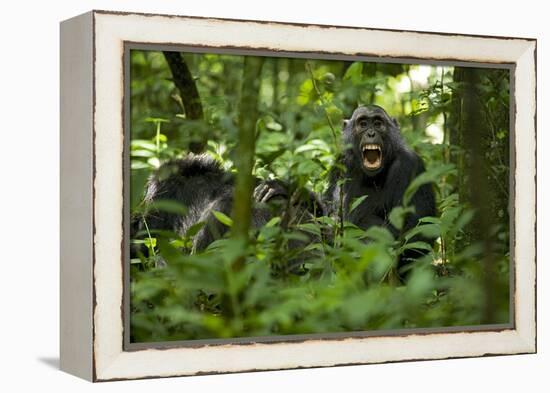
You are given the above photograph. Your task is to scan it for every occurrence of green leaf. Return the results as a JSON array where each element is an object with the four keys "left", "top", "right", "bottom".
[
  {"left": 130, "top": 168, "right": 149, "bottom": 212},
  {"left": 296, "top": 222, "right": 321, "bottom": 236},
  {"left": 294, "top": 139, "right": 331, "bottom": 154},
  {"left": 212, "top": 211, "right": 233, "bottom": 227},
  {"left": 343, "top": 62, "right": 364, "bottom": 83},
  {"left": 145, "top": 117, "right": 170, "bottom": 123},
  {"left": 349, "top": 195, "right": 368, "bottom": 214},
  {"left": 454, "top": 209, "right": 475, "bottom": 231},
  {"left": 365, "top": 226, "right": 395, "bottom": 244},
  {"left": 131, "top": 150, "right": 155, "bottom": 158},
  {"left": 185, "top": 221, "right": 206, "bottom": 238},
  {"left": 403, "top": 164, "right": 455, "bottom": 206},
  {"left": 265, "top": 217, "right": 281, "bottom": 227},
  {"left": 256, "top": 149, "right": 286, "bottom": 165},
  {"left": 144, "top": 237, "right": 157, "bottom": 250},
  {"left": 399, "top": 241, "right": 433, "bottom": 253},
  {"left": 406, "top": 268, "right": 435, "bottom": 299},
  {"left": 388, "top": 206, "right": 414, "bottom": 230},
  {"left": 440, "top": 206, "right": 461, "bottom": 227},
  {"left": 147, "top": 199, "right": 187, "bottom": 215},
  {"left": 131, "top": 140, "right": 157, "bottom": 151},
  {"left": 419, "top": 216, "right": 440, "bottom": 224},
  {"left": 404, "top": 224, "right": 441, "bottom": 241},
  {"left": 283, "top": 231, "right": 310, "bottom": 242}
]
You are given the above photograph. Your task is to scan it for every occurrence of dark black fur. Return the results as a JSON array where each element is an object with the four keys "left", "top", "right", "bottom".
[
  {"left": 133, "top": 155, "right": 270, "bottom": 252},
  {"left": 132, "top": 154, "right": 323, "bottom": 257},
  {"left": 325, "top": 105, "right": 436, "bottom": 271}
]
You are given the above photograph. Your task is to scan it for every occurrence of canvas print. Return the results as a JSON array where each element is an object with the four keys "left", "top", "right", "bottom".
[{"left": 128, "top": 49, "right": 511, "bottom": 344}]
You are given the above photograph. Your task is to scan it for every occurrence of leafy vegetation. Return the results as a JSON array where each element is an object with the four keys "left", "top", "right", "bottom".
[{"left": 129, "top": 50, "right": 510, "bottom": 342}]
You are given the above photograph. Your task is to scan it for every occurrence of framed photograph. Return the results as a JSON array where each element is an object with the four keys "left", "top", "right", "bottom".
[{"left": 60, "top": 10, "right": 537, "bottom": 381}]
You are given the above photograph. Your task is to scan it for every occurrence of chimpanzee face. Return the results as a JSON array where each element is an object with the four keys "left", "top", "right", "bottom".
[{"left": 344, "top": 105, "right": 397, "bottom": 177}]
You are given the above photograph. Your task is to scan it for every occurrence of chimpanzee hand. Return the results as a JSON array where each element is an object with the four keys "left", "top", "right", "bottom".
[{"left": 253, "top": 179, "right": 288, "bottom": 203}]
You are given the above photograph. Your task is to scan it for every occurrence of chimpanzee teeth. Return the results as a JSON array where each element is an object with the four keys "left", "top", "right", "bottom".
[{"left": 362, "top": 144, "right": 381, "bottom": 151}]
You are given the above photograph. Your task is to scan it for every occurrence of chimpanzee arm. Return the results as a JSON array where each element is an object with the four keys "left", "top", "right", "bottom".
[
  {"left": 402, "top": 154, "right": 436, "bottom": 233},
  {"left": 386, "top": 151, "right": 436, "bottom": 230},
  {"left": 387, "top": 152, "right": 437, "bottom": 270}
]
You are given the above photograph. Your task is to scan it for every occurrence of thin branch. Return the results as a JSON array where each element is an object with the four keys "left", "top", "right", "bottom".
[{"left": 231, "top": 56, "right": 265, "bottom": 244}]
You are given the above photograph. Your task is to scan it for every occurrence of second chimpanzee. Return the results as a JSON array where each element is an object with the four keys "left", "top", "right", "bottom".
[
  {"left": 325, "top": 105, "right": 436, "bottom": 272},
  {"left": 132, "top": 154, "right": 323, "bottom": 258}
]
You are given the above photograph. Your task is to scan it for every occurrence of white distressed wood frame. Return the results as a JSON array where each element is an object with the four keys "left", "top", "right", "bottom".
[{"left": 60, "top": 10, "right": 537, "bottom": 382}]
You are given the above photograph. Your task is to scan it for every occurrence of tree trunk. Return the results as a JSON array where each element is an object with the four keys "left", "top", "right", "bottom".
[
  {"left": 162, "top": 51, "right": 205, "bottom": 153},
  {"left": 455, "top": 67, "right": 497, "bottom": 324}
]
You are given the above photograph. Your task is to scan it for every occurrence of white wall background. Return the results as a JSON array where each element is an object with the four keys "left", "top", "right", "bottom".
[{"left": 0, "top": 0, "right": 545, "bottom": 391}]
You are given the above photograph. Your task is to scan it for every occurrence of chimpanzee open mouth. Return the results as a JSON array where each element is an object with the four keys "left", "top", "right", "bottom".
[{"left": 362, "top": 144, "right": 382, "bottom": 170}]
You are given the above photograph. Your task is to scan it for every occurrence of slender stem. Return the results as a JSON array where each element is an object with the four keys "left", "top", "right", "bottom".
[
  {"left": 141, "top": 216, "right": 156, "bottom": 257},
  {"left": 155, "top": 121, "right": 161, "bottom": 156},
  {"left": 230, "top": 56, "right": 264, "bottom": 272},
  {"left": 338, "top": 181, "right": 345, "bottom": 243},
  {"left": 305, "top": 61, "right": 338, "bottom": 147}
]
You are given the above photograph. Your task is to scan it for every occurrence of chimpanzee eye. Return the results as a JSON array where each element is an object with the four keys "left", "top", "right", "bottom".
[
  {"left": 359, "top": 119, "right": 368, "bottom": 128},
  {"left": 373, "top": 119, "right": 383, "bottom": 129}
]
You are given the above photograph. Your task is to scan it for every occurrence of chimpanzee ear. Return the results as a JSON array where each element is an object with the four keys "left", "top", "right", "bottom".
[
  {"left": 343, "top": 119, "right": 350, "bottom": 130},
  {"left": 392, "top": 117, "right": 400, "bottom": 128}
]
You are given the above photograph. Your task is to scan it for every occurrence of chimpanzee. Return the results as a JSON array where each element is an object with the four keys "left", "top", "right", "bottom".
[
  {"left": 132, "top": 154, "right": 323, "bottom": 256},
  {"left": 325, "top": 105, "right": 436, "bottom": 272}
]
